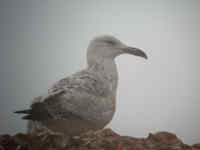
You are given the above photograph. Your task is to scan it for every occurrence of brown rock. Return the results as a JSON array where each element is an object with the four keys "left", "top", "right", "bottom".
[{"left": 0, "top": 128, "right": 199, "bottom": 150}]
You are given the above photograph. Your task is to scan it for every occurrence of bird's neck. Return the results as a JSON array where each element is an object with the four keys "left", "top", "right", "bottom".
[{"left": 87, "top": 57, "right": 118, "bottom": 94}]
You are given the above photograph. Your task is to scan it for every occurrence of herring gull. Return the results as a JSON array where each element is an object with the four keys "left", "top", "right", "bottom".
[{"left": 14, "top": 35, "right": 147, "bottom": 136}]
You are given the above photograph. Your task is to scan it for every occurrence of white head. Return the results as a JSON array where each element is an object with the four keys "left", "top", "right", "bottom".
[{"left": 87, "top": 35, "right": 147, "bottom": 66}]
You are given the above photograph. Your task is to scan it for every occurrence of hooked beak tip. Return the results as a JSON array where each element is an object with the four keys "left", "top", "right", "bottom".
[
  {"left": 143, "top": 53, "right": 148, "bottom": 60},
  {"left": 123, "top": 47, "right": 148, "bottom": 60}
]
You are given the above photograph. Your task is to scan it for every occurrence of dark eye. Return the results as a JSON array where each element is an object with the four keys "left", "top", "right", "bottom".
[{"left": 105, "top": 40, "right": 116, "bottom": 45}]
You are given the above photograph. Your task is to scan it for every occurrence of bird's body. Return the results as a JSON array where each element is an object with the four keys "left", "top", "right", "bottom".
[
  {"left": 15, "top": 35, "right": 147, "bottom": 136},
  {"left": 28, "top": 65, "right": 117, "bottom": 135}
]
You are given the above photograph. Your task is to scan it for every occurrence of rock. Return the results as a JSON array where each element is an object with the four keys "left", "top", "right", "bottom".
[{"left": 0, "top": 128, "right": 199, "bottom": 150}]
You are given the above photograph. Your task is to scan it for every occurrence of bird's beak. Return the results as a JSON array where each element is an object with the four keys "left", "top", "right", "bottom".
[{"left": 121, "top": 46, "right": 148, "bottom": 59}]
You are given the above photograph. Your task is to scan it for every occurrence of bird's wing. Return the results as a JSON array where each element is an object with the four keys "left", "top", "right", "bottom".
[
  {"left": 48, "top": 70, "right": 110, "bottom": 97},
  {"left": 14, "top": 88, "right": 85, "bottom": 121},
  {"left": 15, "top": 70, "right": 111, "bottom": 121},
  {"left": 45, "top": 70, "right": 111, "bottom": 121}
]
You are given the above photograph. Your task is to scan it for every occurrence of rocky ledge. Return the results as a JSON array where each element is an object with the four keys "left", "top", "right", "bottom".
[{"left": 0, "top": 128, "right": 199, "bottom": 150}]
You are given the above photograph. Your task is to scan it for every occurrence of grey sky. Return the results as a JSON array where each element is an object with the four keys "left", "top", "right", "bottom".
[{"left": 0, "top": 0, "right": 200, "bottom": 144}]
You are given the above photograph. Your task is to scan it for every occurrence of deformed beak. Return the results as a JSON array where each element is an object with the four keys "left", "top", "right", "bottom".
[{"left": 122, "top": 47, "right": 148, "bottom": 59}]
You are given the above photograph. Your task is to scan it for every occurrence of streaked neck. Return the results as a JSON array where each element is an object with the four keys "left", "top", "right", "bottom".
[{"left": 88, "top": 57, "right": 118, "bottom": 94}]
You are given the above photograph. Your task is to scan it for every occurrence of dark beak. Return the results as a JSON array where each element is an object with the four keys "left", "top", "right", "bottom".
[{"left": 122, "top": 47, "right": 148, "bottom": 59}]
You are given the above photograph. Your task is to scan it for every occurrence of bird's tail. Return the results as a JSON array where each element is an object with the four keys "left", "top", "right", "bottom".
[{"left": 14, "top": 102, "right": 52, "bottom": 121}]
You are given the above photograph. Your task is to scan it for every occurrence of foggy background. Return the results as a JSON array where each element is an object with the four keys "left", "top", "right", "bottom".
[{"left": 0, "top": 0, "right": 200, "bottom": 144}]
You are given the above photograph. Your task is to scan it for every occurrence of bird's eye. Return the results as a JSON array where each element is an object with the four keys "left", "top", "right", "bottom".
[{"left": 105, "top": 40, "right": 116, "bottom": 45}]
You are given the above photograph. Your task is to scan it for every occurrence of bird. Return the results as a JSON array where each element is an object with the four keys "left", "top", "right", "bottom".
[{"left": 14, "top": 35, "right": 147, "bottom": 136}]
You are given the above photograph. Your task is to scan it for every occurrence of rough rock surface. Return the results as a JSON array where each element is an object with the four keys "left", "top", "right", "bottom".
[{"left": 0, "top": 128, "right": 199, "bottom": 150}]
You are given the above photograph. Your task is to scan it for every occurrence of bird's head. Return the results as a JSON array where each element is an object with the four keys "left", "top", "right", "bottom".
[{"left": 87, "top": 35, "right": 147, "bottom": 65}]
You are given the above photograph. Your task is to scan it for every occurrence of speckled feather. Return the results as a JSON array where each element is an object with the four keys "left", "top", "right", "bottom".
[{"left": 46, "top": 68, "right": 116, "bottom": 121}]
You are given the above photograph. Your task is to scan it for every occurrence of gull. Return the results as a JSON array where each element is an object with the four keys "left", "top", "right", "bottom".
[{"left": 14, "top": 35, "right": 147, "bottom": 136}]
